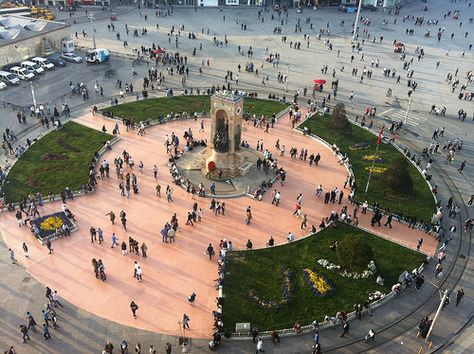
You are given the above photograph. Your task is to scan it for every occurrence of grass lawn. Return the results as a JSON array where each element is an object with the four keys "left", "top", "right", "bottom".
[
  {"left": 2, "top": 122, "right": 111, "bottom": 203},
  {"left": 300, "top": 115, "right": 435, "bottom": 221},
  {"left": 222, "top": 224, "right": 425, "bottom": 332},
  {"left": 100, "top": 96, "right": 289, "bottom": 124}
]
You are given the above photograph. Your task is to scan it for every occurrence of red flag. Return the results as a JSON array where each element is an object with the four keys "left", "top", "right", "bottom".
[{"left": 376, "top": 125, "right": 385, "bottom": 145}]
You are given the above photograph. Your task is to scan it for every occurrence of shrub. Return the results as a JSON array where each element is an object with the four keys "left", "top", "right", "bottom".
[
  {"left": 336, "top": 235, "right": 374, "bottom": 271},
  {"left": 328, "top": 103, "right": 352, "bottom": 137},
  {"left": 384, "top": 156, "right": 414, "bottom": 196}
]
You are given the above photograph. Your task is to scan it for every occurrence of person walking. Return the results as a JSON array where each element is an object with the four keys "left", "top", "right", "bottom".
[
  {"left": 19, "top": 324, "right": 30, "bottom": 343},
  {"left": 111, "top": 233, "right": 119, "bottom": 248},
  {"left": 46, "top": 239, "right": 54, "bottom": 254},
  {"left": 256, "top": 338, "right": 265, "bottom": 353},
  {"left": 8, "top": 248, "right": 17, "bottom": 264},
  {"left": 120, "top": 210, "right": 127, "bottom": 230},
  {"left": 130, "top": 301, "right": 139, "bottom": 318},
  {"left": 165, "top": 343, "right": 172, "bottom": 354},
  {"left": 340, "top": 321, "right": 350, "bottom": 337},
  {"left": 106, "top": 211, "right": 116, "bottom": 225},
  {"left": 43, "top": 323, "right": 51, "bottom": 341},
  {"left": 456, "top": 289, "right": 465, "bottom": 306},
  {"left": 188, "top": 292, "right": 196, "bottom": 306},
  {"left": 26, "top": 311, "right": 37, "bottom": 332},
  {"left": 22, "top": 242, "right": 29, "bottom": 258},
  {"left": 207, "top": 243, "right": 214, "bottom": 260},
  {"left": 250, "top": 326, "right": 259, "bottom": 343},
  {"left": 182, "top": 313, "right": 190, "bottom": 329}
]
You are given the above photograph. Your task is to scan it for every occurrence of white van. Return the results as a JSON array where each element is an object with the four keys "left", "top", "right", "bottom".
[
  {"left": 21, "top": 61, "right": 45, "bottom": 75},
  {"left": 10, "top": 66, "right": 35, "bottom": 81},
  {"left": 0, "top": 70, "right": 20, "bottom": 85},
  {"left": 32, "top": 57, "right": 55, "bottom": 70}
]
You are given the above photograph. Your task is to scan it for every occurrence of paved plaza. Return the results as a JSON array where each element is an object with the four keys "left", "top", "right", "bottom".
[{"left": 0, "top": 0, "right": 473, "bottom": 353}]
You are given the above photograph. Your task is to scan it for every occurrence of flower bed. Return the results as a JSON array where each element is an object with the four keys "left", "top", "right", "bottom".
[
  {"left": 249, "top": 267, "right": 292, "bottom": 310},
  {"left": 317, "top": 259, "right": 377, "bottom": 279},
  {"left": 303, "top": 268, "right": 334, "bottom": 297},
  {"left": 362, "top": 155, "right": 385, "bottom": 163},
  {"left": 30, "top": 211, "right": 75, "bottom": 241},
  {"left": 365, "top": 166, "right": 387, "bottom": 173}
]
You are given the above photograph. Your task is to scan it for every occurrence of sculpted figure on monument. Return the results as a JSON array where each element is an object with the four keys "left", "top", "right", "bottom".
[{"left": 213, "top": 118, "right": 229, "bottom": 152}]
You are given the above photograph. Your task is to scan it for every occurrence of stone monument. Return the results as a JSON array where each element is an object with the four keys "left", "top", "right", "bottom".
[{"left": 202, "top": 92, "right": 244, "bottom": 178}]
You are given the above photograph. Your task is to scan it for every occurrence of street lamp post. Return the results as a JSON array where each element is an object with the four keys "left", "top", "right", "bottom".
[
  {"left": 425, "top": 289, "right": 449, "bottom": 343},
  {"left": 404, "top": 94, "right": 413, "bottom": 125},
  {"left": 284, "top": 61, "right": 290, "bottom": 92},
  {"left": 89, "top": 13, "right": 97, "bottom": 49},
  {"left": 352, "top": 0, "right": 363, "bottom": 43},
  {"left": 30, "top": 82, "right": 37, "bottom": 108}
]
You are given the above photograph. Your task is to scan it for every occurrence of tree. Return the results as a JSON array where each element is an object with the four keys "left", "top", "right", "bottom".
[
  {"left": 336, "top": 234, "right": 374, "bottom": 271},
  {"left": 328, "top": 103, "right": 352, "bottom": 137},
  {"left": 384, "top": 157, "right": 414, "bottom": 196}
]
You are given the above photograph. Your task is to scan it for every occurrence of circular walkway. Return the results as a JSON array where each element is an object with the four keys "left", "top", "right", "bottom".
[{"left": 0, "top": 109, "right": 436, "bottom": 339}]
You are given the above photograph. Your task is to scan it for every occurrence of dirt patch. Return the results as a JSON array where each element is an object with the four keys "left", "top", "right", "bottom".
[
  {"left": 57, "top": 137, "right": 81, "bottom": 153},
  {"left": 193, "top": 100, "right": 205, "bottom": 109},
  {"left": 42, "top": 152, "right": 67, "bottom": 161}
]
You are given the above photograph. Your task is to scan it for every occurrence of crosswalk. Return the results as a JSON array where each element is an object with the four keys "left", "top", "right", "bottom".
[{"left": 379, "top": 108, "right": 428, "bottom": 127}]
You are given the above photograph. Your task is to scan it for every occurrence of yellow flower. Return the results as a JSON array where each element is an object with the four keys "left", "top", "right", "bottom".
[
  {"left": 304, "top": 268, "right": 333, "bottom": 295},
  {"left": 365, "top": 166, "right": 387, "bottom": 173},
  {"left": 40, "top": 216, "right": 64, "bottom": 231}
]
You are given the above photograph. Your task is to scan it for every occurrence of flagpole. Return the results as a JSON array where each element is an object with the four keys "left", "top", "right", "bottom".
[
  {"left": 365, "top": 125, "right": 384, "bottom": 195},
  {"left": 364, "top": 144, "right": 379, "bottom": 194}
]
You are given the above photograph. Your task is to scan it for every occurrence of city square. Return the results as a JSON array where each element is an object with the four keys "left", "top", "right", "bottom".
[{"left": 0, "top": 0, "right": 473, "bottom": 353}]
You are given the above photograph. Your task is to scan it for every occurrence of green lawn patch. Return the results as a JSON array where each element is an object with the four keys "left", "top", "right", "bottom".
[
  {"left": 2, "top": 122, "right": 111, "bottom": 203},
  {"left": 100, "top": 96, "right": 289, "bottom": 124},
  {"left": 300, "top": 115, "right": 435, "bottom": 221},
  {"left": 222, "top": 224, "right": 425, "bottom": 332}
]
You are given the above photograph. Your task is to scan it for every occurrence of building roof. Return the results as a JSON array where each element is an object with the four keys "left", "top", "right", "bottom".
[{"left": 0, "top": 14, "right": 68, "bottom": 46}]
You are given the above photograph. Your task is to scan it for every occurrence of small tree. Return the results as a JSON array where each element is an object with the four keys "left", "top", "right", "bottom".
[
  {"left": 384, "top": 157, "right": 414, "bottom": 196},
  {"left": 336, "top": 234, "right": 374, "bottom": 271},
  {"left": 328, "top": 103, "right": 352, "bottom": 137}
]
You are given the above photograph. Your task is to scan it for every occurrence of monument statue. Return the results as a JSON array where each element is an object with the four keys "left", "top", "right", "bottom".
[
  {"left": 202, "top": 92, "right": 244, "bottom": 178},
  {"left": 213, "top": 119, "right": 229, "bottom": 153}
]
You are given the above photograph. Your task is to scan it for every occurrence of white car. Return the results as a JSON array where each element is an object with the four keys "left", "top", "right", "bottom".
[
  {"left": 9, "top": 66, "right": 35, "bottom": 81},
  {"left": 0, "top": 81, "right": 6, "bottom": 90},
  {"left": 21, "top": 61, "right": 45, "bottom": 75},
  {"left": 32, "top": 57, "right": 55, "bottom": 70},
  {"left": 61, "top": 52, "right": 83, "bottom": 63}
]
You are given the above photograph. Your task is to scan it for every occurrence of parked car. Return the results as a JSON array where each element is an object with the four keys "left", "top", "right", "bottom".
[
  {"left": 21, "top": 61, "right": 45, "bottom": 75},
  {"left": 0, "top": 70, "right": 20, "bottom": 85},
  {"left": 61, "top": 52, "right": 83, "bottom": 63},
  {"left": 9, "top": 66, "right": 35, "bottom": 81},
  {"left": 48, "top": 53, "right": 67, "bottom": 67},
  {"left": 32, "top": 57, "right": 55, "bottom": 70},
  {"left": 0, "top": 81, "right": 6, "bottom": 90}
]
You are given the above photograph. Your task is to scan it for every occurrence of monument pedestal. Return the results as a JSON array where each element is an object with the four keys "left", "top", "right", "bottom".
[{"left": 202, "top": 150, "right": 245, "bottom": 179}]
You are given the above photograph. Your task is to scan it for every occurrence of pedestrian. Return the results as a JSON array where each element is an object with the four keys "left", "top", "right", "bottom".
[
  {"left": 106, "top": 211, "right": 116, "bottom": 225},
  {"left": 340, "top": 321, "right": 349, "bottom": 337},
  {"left": 165, "top": 343, "right": 172, "bottom": 354},
  {"left": 43, "top": 323, "right": 51, "bottom": 340},
  {"left": 149, "top": 344, "right": 156, "bottom": 354},
  {"left": 19, "top": 324, "right": 30, "bottom": 343},
  {"left": 207, "top": 243, "right": 214, "bottom": 260},
  {"left": 104, "top": 340, "right": 114, "bottom": 353},
  {"left": 417, "top": 238, "right": 423, "bottom": 251},
  {"left": 455, "top": 289, "right": 465, "bottom": 306},
  {"left": 46, "top": 239, "right": 54, "bottom": 254},
  {"left": 111, "top": 233, "right": 119, "bottom": 248},
  {"left": 130, "top": 301, "right": 139, "bottom": 318},
  {"left": 52, "top": 290, "right": 64, "bottom": 308},
  {"left": 250, "top": 326, "right": 259, "bottom": 343},
  {"left": 188, "top": 291, "right": 196, "bottom": 306},
  {"left": 182, "top": 313, "right": 190, "bottom": 329},
  {"left": 365, "top": 329, "right": 376, "bottom": 341},
  {"left": 256, "top": 338, "right": 265, "bottom": 353},
  {"left": 26, "top": 311, "right": 37, "bottom": 332},
  {"left": 8, "top": 248, "right": 17, "bottom": 264}
]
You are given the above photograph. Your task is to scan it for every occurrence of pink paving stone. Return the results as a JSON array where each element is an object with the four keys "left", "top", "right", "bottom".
[{"left": 0, "top": 109, "right": 437, "bottom": 338}]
